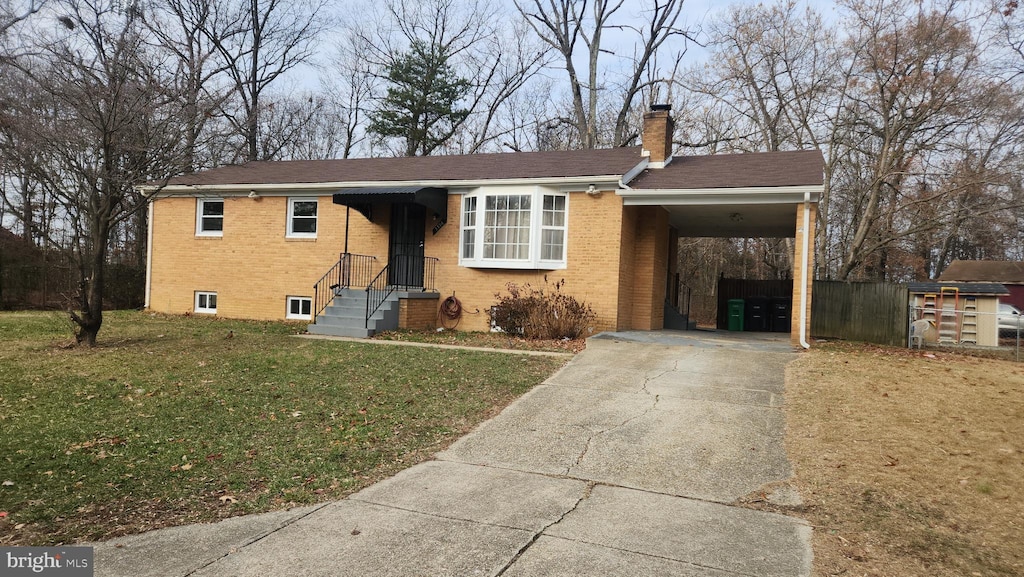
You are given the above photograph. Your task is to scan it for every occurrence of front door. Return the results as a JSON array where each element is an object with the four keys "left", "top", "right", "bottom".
[{"left": 388, "top": 203, "right": 426, "bottom": 289}]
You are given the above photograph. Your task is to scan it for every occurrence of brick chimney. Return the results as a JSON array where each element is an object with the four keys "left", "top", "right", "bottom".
[{"left": 642, "top": 104, "right": 674, "bottom": 166}]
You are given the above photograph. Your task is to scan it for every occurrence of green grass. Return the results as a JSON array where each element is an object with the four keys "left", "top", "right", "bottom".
[{"left": 0, "top": 311, "right": 566, "bottom": 545}]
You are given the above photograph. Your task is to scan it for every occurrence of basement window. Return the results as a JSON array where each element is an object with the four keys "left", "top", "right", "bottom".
[
  {"left": 195, "top": 291, "right": 217, "bottom": 314},
  {"left": 459, "top": 186, "right": 568, "bottom": 269},
  {"left": 286, "top": 296, "right": 312, "bottom": 320}
]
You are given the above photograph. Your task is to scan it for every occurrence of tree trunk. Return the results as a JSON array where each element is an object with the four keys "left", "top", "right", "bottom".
[
  {"left": 247, "top": 0, "right": 261, "bottom": 161},
  {"left": 20, "top": 175, "right": 32, "bottom": 243},
  {"left": 71, "top": 193, "right": 113, "bottom": 346},
  {"left": 73, "top": 245, "right": 106, "bottom": 346}
]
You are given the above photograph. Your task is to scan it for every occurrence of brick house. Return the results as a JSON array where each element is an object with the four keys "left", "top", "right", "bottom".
[{"left": 143, "top": 106, "right": 823, "bottom": 346}]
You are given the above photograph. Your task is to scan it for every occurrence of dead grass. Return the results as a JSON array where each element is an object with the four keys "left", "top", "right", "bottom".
[
  {"left": 786, "top": 341, "right": 1024, "bottom": 576},
  {"left": 371, "top": 328, "right": 587, "bottom": 354}
]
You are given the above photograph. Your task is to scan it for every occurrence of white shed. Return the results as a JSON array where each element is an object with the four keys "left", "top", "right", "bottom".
[{"left": 907, "top": 282, "right": 1009, "bottom": 347}]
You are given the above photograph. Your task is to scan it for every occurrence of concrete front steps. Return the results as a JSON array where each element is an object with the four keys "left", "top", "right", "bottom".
[{"left": 307, "top": 289, "right": 400, "bottom": 338}]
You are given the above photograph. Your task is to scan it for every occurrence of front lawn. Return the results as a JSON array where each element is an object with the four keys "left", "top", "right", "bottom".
[{"left": 0, "top": 311, "right": 566, "bottom": 545}]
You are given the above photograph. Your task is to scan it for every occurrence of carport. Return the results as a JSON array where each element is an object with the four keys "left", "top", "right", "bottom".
[{"left": 622, "top": 149, "right": 823, "bottom": 348}]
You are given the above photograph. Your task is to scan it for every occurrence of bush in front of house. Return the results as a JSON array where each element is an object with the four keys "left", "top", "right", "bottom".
[{"left": 490, "top": 278, "right": 596, "bottom": 340}]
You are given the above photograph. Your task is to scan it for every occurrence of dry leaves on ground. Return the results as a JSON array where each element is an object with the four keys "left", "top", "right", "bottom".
[{"left": 786, "top": 343, "right": 1024, "bottom": 577}]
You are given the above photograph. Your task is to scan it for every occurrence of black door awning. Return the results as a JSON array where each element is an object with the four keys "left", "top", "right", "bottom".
[{"left": 332, "top": 186, "right": 449, "bottom": 222}]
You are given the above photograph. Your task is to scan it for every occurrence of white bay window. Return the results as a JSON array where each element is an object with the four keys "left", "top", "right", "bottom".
[{"left": 459, "top": 186, "right": 568, "bottom": 269}]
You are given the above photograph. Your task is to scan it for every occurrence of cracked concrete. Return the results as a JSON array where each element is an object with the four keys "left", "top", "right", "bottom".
[
  {"left": 493, "top": 482, "right": 595, "bottom": 577},
  {"left": 567, "top": 392, "right": 659, "bottom": 476},
  {"left": 440, "top": 336, "right": 795, "bottom": 503},
  {"left": 90, "top": 329, "right": 811, "bottom": 577}
]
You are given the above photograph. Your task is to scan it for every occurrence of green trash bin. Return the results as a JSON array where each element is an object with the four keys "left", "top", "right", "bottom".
[{"left": 727, "top": 299, "right": 745, "bottom": 331}]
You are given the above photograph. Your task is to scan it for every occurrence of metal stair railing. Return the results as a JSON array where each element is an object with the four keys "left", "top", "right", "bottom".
[
  {"left": 364, "top": 256, "right": 441, "bottom": 328},
  {"left": 311, "top": 253, "right": 376, "bottom": 323},
  {"left": 365, "top": 266, "right": 393, "bottom": 329}
]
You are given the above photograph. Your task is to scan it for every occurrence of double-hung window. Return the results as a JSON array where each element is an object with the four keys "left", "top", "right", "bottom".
[
  {"left": 459, "top": 186, "right": 568, "bottom": 269},
  {"left": 540, "top": 195, "right": 567, "bottom": 261},
  {"left": 287, "top": 198, "right": 318, "bottom": 238},
  {"left": 196, "top": 199, "right": 224, "bottom": 236},
  {"left": 461, "top": 196, "right": 477, "bottom": 259}
]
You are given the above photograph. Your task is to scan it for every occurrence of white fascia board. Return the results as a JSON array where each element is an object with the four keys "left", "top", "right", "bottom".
[
  {"left": 148, "top": 175, "right": 625, "bottom": 197},
  {"left": 618, "top": 185, "right": 822, "bottom": 206}
]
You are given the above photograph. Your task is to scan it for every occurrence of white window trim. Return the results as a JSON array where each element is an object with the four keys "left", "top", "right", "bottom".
[
  {"left": 286, "top": 197, "right": 318, "bottom": 238},
  {"left": 195, "top": 291, "right": 217, "bottom": 314},
  {"left": 286, "top": 296, "right": 312, "bottom": 320},
  {"left": 540, "top": 193, "right": 568, "bottom": 263},
  {"left": 459, "top": 186, "right": 568, "bottom": 270},
  {"left": 195, "top": 198, "right": 224, "bottom": 237},
  {"left": 461, "top": 195, "right": 477, "bottom": 260}
]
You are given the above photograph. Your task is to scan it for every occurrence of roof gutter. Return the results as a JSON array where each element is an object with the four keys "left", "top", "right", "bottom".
[
  {"left": 144, "top": 174, "right": 626, "bottom": 196},
  {"left": 618, "top": 185, "right": 821, "bottom": 205},
  {"left": 144, "top": 200, "right": 154, "bottom": 310},
  {"left": 618, "top": 160, "right": 648, "bottom": 190}
]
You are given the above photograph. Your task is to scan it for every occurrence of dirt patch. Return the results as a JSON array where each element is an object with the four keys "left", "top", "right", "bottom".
[
  {"left": 785, "top": 342, "right": 1024, "bottom": 576},
  {"left": 372, "top": 329, "right": 586, "bottom": 353}
]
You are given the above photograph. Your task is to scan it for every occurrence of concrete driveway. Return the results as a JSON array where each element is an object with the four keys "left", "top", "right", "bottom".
[{"left": 93, "top": 330, "right": 811, "bottom": 577}]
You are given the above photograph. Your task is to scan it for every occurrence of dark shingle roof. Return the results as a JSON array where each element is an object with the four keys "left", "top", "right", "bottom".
[
  {"left": 629, "top": 149, "right": 824, "bottom": 190},
  {"left": 907, "top": 282, "right": 1009, "bottom": 296},
  {"left": 938, "top": 260, "right": 1024, "bottom": 284},
  {"left": 166, "top": 147, "right": 646, "bottom": 186},
  {"left": 161, "top": 147, "right": 826, "bottom": 191}
]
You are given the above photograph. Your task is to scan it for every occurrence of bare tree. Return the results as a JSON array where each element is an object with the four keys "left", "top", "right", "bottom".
[
  {"left": 684, "top": 0, "right": 1024, "bottom": 282},
  {"left": 0, "top": 0, "right": 45, "bottom": 38},
  {"left": 203, "top": 0, "right": 328, "bottom": 162},
  {"left": 1, "top": 37, "right": 80, "bottom": 271},
  {"left": 835, "top": 0, "right": 989, "bottom": 279},
  {"left": 1, "top": 0, "right": 186, "bottom": 344},
  {"left": 689, "top": 1, "right": 838, "bottom": 153},
  {"left": 143, "top": 0, "right": 234, "bottom": 171},
  {"left": 680, "top": 1, "right": 846, "bottom": 276},
  {"left": 515, "top": 0, "right": 691, "bottom": 149},
  {"left": 258, "top": 92, "right": 358, "bottom": 160},
  {"left": 321, "top": 38, "right": 376, "bottom": 158},
  {"left": 341, "top": 0, "right": 549, "bottom": 156}
]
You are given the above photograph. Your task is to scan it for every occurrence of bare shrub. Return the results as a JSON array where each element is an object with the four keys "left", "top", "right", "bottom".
[{"left": 489, "top": 278, "right": 595, "bottom": 340}]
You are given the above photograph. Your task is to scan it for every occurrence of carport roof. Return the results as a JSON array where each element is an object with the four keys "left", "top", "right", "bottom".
[
  {"left": 621, "top": 150, "right": 824, "bottom": 238},
  {"left": 628, "top": 150, "right": 824, "bottom": 190}
]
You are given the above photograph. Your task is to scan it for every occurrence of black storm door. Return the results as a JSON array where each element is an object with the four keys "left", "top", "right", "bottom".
[{"left": 388, "top": 203, "right": 426, "bottom": 289}]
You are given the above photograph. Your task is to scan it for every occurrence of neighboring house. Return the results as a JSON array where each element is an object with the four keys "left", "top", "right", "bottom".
[
  {"left": 939, "top": 260, "right": 1024, "bottom": 310},
  {"left": 908, "top": 282, "right": 1008, "bottom": 347},
  {"left": 143, "top": 106, "right": 824, "bottom": 346}
]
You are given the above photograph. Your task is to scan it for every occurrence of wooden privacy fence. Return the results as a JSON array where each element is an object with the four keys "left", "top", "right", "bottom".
[{"left": 811, "top": 281, "right": 909, "bottom": 347}]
